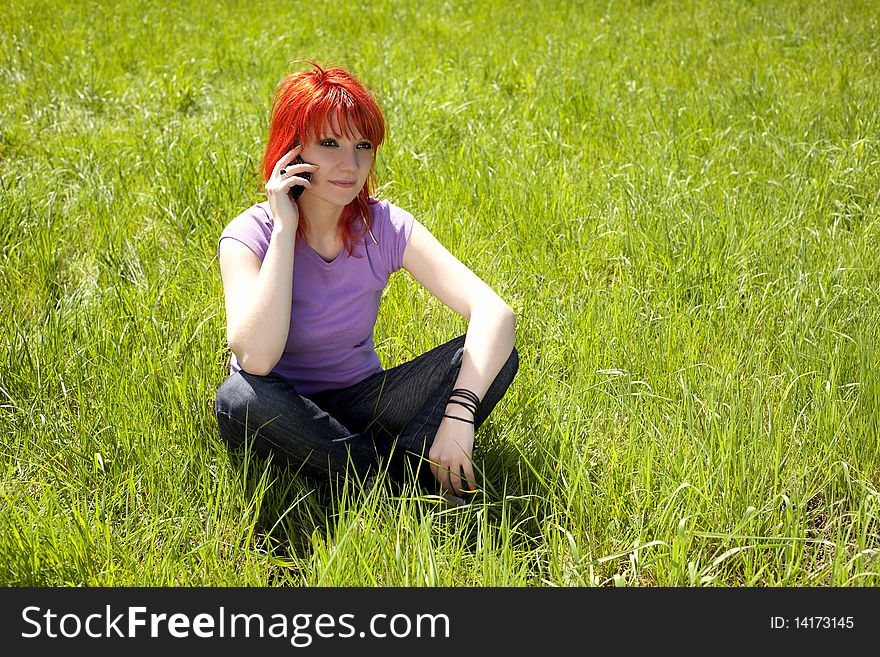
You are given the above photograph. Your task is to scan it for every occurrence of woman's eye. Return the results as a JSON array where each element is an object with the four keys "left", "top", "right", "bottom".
[{"left": 318, "top": 139, "right": 370, "bottom": 149}]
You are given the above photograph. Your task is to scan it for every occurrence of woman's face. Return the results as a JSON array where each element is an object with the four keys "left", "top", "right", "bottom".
[{"left": 298, "top": 114, "right": 374, "bottom": 207}]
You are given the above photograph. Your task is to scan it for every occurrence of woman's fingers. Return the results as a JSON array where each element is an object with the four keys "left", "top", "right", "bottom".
[
  {"left": 460, "top": 460, "right": 476, "bottom": 492},
  {"left": 280, "top": 163, "right": 318, "bottom": 185},
  {"left": 429, "top": 459, "right": 450, "bottom": 494},
  {"left": 428, "top": 425, "right": 476, "bottom": 495},
  {"left": 272, "top": 145, "right": 303, "bottom": 178},
  {"left": 266, "top": 147, "right": 306, "bottom": 227},
  {"left": 282, "top": 174, "right": 314, "bottom": 190},
  {"left": 448, "top": 467, "right": 463, "bottom": 496},
  {"left": 432, "top": 459, "right": 473, "bottom": 495}
]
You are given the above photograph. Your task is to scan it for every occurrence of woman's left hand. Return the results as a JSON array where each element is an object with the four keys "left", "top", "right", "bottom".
[{"left": 428, "top": 417, "right": 476, "bottom": 495}]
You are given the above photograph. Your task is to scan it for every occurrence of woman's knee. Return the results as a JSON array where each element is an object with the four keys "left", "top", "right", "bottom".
[
  {"left": 214, "top": 372, "right": 257, "bottom": 420},
  {"left": 213, "top": 372, "right": 305, "bottom": 457},
  {"left": 214, "top": 371, "right": 295, "bottom": 435},
  {"left": 214, "top": 373, "right": 259, "bottom": 449}
]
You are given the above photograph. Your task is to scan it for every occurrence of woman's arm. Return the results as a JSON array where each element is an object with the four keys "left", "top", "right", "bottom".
[
  {"left": 219, "top": 148, "right": 313, "bottom": 376},
  {"left": 219, "top": 227, "right": 296, "bottom": 376},
  {"left": 402, "top": 219, "right": 516, "bottom": 495}
]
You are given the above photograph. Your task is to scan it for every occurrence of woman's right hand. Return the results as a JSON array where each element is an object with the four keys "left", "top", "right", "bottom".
[{"left": 266, "top": 146, "right": 317, "bottom": 231}]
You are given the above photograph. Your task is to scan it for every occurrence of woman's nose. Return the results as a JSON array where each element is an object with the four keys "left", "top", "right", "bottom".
[{"left": 338, "top": 147, "right": 357, "bottom": 172}]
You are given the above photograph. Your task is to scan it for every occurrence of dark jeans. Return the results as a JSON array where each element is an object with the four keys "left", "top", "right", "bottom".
[{"left": 214, "top": 335, "right": 519, "bottom": 490}]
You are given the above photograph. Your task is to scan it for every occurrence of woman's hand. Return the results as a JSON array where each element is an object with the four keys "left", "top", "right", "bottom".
[
  {"left": 265, "top": 146, "right": 317, "bottom": 231},
  {"left": 428, "top": 416, "right": 476, "bottom": 496}
]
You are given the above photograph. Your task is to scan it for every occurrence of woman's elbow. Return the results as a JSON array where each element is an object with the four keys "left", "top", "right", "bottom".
[
  {"left": 481, "top": 297, "right": 516, "bottom": 332},
  {"left": 489, "top": 294, "right": 515, "bottom": 324},
  {"left": 228, "top": 338, "right": 277, "bottom": 377},
  {"left": 502, "top": 302, "right": 516, "bottom": 328},
  {"left": 237, "top": 359, "right": 274, "bottom": 377}
]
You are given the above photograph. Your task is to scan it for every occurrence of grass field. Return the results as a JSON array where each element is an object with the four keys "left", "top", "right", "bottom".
[{"left": 1, "top": 0, "right": 878, "bottom": 586}]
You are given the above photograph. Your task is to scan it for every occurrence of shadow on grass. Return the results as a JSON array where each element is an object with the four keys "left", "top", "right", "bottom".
[
  {"left": 222, "top": 446, "right": 339, "bottom": 565},
  {"left": 215, "top": 416, "right": 562, "bottom": 585}
]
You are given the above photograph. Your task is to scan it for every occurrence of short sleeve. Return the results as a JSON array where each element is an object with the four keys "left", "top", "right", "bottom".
[
  {"left": 218, "top": 203, "right": 273, "bottom": 261},
  {"left": 373, "top": 200, "right": 414, "bottom": 274}
]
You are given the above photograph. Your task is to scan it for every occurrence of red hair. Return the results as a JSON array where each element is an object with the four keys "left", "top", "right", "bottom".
[{"left": 261, "top": 62, "right": 386, "bottom": 254}]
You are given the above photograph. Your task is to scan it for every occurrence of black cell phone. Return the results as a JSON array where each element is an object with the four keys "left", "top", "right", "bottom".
[{"left": 287, "top": 156, "right": 311, "bottom": 200}]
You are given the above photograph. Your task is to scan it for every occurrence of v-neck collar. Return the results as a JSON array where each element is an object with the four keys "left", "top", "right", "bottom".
[{"left": 301, "top": 238, "right": 344, "bottom": 266}]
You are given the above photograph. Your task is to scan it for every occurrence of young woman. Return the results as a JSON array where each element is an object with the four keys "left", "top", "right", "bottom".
[{"left": 214, "top": 63, "right": 518, "bottom": 498}]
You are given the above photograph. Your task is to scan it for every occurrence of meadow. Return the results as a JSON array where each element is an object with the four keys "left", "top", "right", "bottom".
[{"left": 1, "top": 0, "right": 878, "bottom": 586}]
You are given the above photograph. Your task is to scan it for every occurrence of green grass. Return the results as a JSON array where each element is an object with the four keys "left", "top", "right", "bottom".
[{"left": 1, "top": 0, "right": 878, "bottom": 586}]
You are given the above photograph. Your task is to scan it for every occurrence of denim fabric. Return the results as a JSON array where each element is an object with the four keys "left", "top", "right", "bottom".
[{"left": 214, "top": 335, "right": 519, "bottom": 489}]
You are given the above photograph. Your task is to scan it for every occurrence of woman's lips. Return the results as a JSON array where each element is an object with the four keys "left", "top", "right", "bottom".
[{"left": 330, "top": 180, "right": 356, "bottom": 188}]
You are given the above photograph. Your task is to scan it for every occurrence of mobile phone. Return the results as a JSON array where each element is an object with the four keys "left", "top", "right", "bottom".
[{"left": 287, "top": 155, "right": 311, "bottom": 200}]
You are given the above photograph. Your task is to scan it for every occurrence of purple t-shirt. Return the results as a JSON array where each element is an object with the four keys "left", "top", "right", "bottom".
[{"left": 218, "top": 198, "right": 414, "bottom": 395}]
